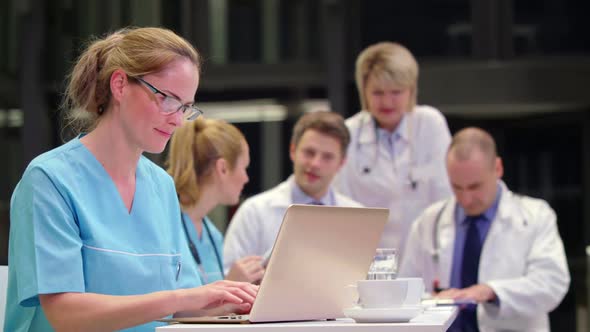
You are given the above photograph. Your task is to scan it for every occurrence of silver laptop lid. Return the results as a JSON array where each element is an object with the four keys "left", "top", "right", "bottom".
[{"left": 249, "top": 204, "right": 388, "bottom": 323}]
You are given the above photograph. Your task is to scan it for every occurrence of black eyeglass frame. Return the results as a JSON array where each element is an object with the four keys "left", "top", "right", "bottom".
[{"left": 134, "top": 76, "right": 203, "bottom": 121}]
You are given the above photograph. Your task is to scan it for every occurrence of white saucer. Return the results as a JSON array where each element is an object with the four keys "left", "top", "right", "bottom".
[{"left": 343, "top": 305, "right": 423, "bottom": 323}]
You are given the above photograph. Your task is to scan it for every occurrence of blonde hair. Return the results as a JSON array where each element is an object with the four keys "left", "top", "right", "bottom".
[
  {"left": 167, "top": 118, "right": 246, "bottom": 208},
  {"left": 62, "top": 27, "right": 201, "bottom": 134},
  {"left": 355, "top": 42, "right": 419, "bottom": 111}
]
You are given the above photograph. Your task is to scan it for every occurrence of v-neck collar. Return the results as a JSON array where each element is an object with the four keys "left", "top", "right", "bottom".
[{"left": 76, "top": 137, "right": 141, "bottom": 216}]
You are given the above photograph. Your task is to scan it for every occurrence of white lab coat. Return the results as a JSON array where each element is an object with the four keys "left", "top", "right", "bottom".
[
  {"left": 399, "top": 182, "right": 570, "bottom": 332},
  {"left": 334, "top": 106, "right": 452, "bottom": 260},
  {"left": 223, "top": 176, "right": 362, "bottom": 271}
]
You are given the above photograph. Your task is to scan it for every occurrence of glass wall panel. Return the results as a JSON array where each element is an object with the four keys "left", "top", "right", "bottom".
[
  {"left": 514, "top": 0, "right": 590, "bottom": 56},
  {"left": 360, "top": 0, "right": 471, "bottom": 57}
]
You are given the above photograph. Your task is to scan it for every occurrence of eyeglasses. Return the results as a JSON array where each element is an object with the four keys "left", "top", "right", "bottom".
[{"left": 135, "top": 77, "right": 203, "bottom": 121}]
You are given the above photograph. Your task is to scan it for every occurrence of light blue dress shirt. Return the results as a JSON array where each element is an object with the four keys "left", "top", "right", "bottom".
[
  {"left": 376, "top": 114, "right": 408, "bottom": 159},
  {"left": 291, "top": 180, "right": 336, "bottom": 206}
]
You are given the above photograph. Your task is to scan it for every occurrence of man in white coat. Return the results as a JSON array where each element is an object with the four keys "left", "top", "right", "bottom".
[
  {"left": 223, "top": 111, "right": 362, "bottom": 275},
  {"left": 399, "top": 127, "right": 570, "bottom": 332}
]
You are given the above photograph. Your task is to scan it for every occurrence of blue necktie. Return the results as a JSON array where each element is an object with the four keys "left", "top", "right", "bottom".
[
  {"left": 309, "top": 201, "right": 324, "bottom": 205},
  {"left": 462, "top": 216, "right": 483, "bottom": 287},
  {"left": 459, "top": 215, "right": 483, "bottom": 332}
]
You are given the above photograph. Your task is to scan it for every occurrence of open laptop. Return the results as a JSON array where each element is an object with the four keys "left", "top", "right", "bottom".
[{"left": 161, "top": 204, "right": 388, "bottom": 324}]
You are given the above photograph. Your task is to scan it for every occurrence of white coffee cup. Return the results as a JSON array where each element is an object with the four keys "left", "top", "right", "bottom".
[
  {"left": 356, "top": 279, "right": 408, "bottom": 308},
  {"left": 396, "top": 277, "right": 425, "bottom": 306}
]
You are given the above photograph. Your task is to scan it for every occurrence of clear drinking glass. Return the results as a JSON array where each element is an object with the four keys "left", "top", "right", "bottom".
[{"left": 367, "top": 248, "right": 398, "bottom": 280}]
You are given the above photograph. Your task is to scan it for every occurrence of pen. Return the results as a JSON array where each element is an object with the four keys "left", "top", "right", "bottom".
[
  {"left": 425, "top": 298, "right": 477, "bottom": 306},
  {"left": 176, "top": 261, "right": 182, "bottom": 281}
]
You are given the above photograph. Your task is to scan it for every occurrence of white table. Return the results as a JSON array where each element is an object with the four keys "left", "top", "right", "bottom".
[{"left": 156, "top": 307, "right": 457, "bottom": 332}]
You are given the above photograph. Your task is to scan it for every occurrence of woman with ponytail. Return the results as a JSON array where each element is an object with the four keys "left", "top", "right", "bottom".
[
  {"left": 167, "top": 119, "right": 264, "bottom": 285},
  {"left": 5, "top": 27, "right": 256, "bottom": 332}
]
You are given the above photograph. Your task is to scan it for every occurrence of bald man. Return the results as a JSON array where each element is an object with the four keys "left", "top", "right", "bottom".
[{"left": 399, "top": 127, "right": 569, "bottom": 332}]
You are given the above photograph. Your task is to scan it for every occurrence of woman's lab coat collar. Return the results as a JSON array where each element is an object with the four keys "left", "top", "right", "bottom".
[{"left": 356, "top": 111, "right": 410, "bottom": 145}]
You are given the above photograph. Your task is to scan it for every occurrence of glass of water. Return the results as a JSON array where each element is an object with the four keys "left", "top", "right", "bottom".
[{"left": 367, "top": 248, "right": 397, "bottom": 280}]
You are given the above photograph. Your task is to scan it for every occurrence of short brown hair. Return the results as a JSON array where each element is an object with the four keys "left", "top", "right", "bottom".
[
  {"left": 63, "top": 27, "right": 200, "bottom": 134},
  {"left": 166, "top": 118, "right": 246, "bottom": 208},
  {"left": 290, "top": 111, "right": 350, "bottom": 156}
]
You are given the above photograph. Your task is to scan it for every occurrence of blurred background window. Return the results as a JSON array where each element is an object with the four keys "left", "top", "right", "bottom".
[{"left": 1, "top": 0, "right": 589, "bottom": 329}]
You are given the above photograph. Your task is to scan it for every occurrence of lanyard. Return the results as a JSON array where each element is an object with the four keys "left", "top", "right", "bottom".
[{"left": 180, "top": 212, "right": 225, "bottom": 281}]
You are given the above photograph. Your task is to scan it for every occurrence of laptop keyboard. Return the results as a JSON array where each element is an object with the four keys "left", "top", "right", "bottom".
[{"left": 217, "top": 315, "right": 249, "bottom": 320}]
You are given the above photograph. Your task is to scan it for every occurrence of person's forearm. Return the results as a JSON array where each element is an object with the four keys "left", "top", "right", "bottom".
[{"left": 40, "top": 290, "right": 181, "bottom": 332}]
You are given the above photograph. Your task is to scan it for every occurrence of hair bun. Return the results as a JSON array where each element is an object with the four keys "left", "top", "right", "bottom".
[{"left": 192, "top": 118, "right": 207, "bottom": 133}]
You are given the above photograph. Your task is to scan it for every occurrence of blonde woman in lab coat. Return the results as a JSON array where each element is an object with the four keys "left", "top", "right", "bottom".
[{"left": 335, "top": 42, "right": 452, "bottom": 261}]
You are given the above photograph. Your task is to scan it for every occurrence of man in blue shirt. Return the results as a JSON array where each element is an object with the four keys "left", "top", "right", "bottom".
[{"left": 400, "top": 127, "right": 569, "bottom": 332}]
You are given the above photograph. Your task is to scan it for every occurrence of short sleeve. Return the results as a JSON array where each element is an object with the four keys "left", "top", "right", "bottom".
[{"left": 10, "top": 166, "right": 85, "bottom": 307}]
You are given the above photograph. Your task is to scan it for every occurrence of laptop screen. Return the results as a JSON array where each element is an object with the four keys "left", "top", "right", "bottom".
[{"left": 248, "top": 204, "right": 388, "bottom": 323}]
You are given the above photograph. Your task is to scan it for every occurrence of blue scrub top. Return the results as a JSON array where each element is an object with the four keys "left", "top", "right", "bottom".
[
  {"left": 5, "top": 137, "right": 201, "bottom": 332},
  {"left": 182, "top": 214, "right": 224, "bottom": 284}
]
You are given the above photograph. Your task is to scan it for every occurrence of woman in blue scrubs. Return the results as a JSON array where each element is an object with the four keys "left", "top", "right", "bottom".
[
  {"left": 167, "top": 119, "right": 265, "bottom": 284},
  {"left": 5, "top": 27, "right": 257, "bottom": 332}
]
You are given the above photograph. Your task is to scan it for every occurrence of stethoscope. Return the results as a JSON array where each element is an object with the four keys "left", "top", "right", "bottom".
[
  {"left": 429, "top": 193, "right": 529, "bottom": 292},
  {"left": 356, "top": 114, "right": 418, "bottom": 190},
  {"left": 430, "top": 200, "right": 451, "bottom": 266},
  {"left": 180, "top": 212, "right": 224, "bottom": 283}
]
